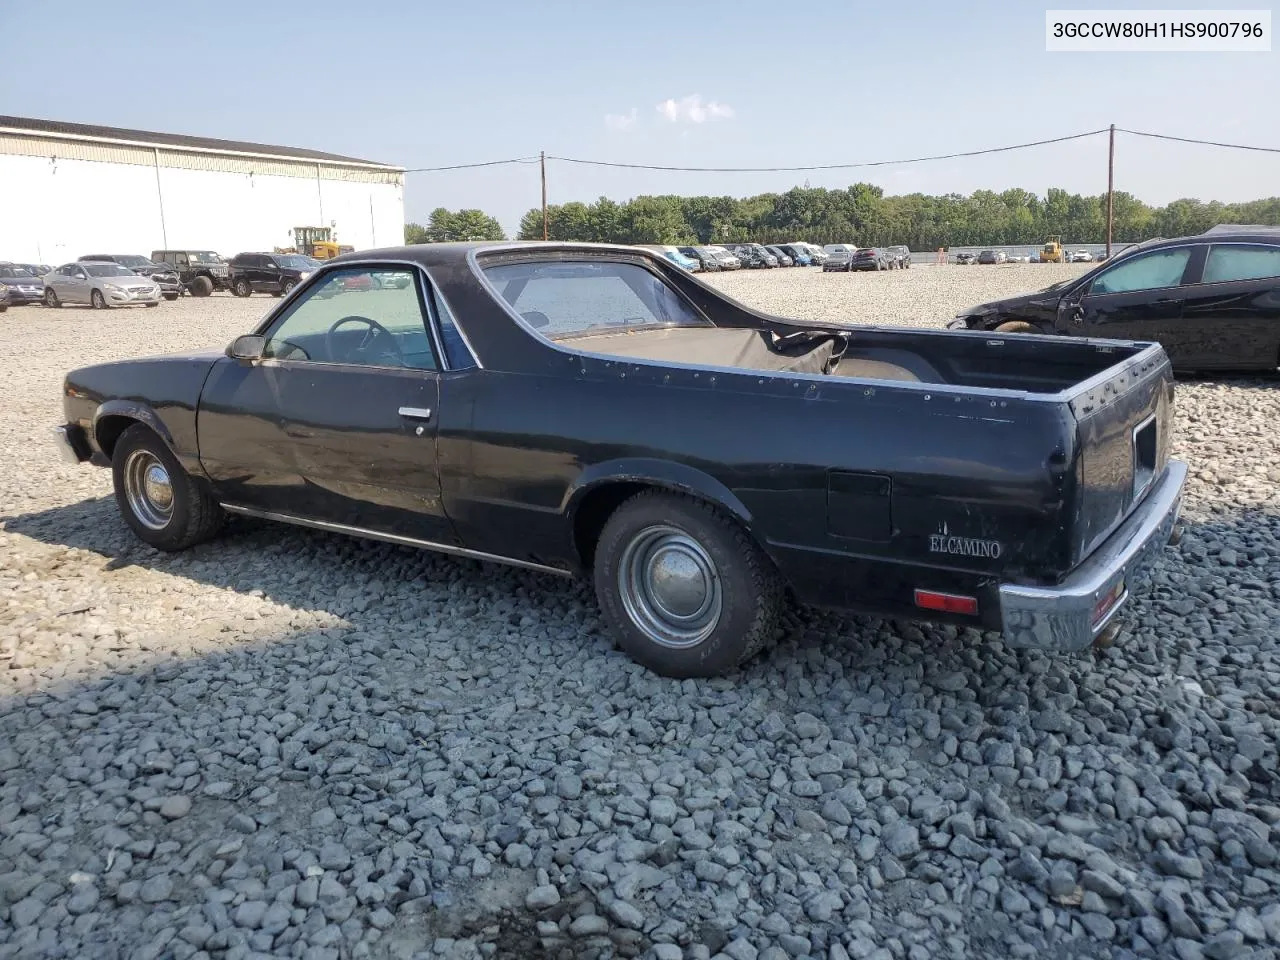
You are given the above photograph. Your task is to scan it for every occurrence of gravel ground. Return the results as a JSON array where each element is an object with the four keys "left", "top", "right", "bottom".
[{"left": 2, "top": 266, "right": 1279, "bottom": 960}]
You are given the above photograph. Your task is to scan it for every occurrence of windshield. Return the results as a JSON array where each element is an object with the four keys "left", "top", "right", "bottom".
[
  {"left": 274, "top": 255, "right": 315, "bottom": 270},
  {"left": 187, "top": 251, "right": 224, "bottom": 264},
  {"left": 0, "top": 266, "right": 34, "bottom": 278},
  {"left": 85, "top": 264, "right": 137, "bottom": 277},
  {"left": 111, "top": 255, "right": 153, "bottom": 268},
  {"left": 482, "top": 260, "right": 712, "bottom": 342}
]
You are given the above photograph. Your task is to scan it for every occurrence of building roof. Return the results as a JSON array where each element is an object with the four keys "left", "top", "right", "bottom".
[{"left": 0, "top": 115, "right": 402, "bottom": 170}]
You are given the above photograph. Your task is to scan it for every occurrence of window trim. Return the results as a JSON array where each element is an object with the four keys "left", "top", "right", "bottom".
[
  {"left": 1084, "top": 243, "right": 1199, "bottom": 297},
  {"left": 255, "top": 264, "right": 444, "bottom": 373},
  {"left": 472, "top": 252, "right": 713, "bottom": 348},
  {"left": 1197, "top": 241, "right": 1280, "bottom": 287}
]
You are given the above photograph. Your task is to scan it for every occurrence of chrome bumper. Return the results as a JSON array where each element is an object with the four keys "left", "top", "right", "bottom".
[
  {"left": 53, "top": 425, "right": 86, "bottom": 464},
  {"left": 999, "top": 459, "right": 1187, "bottom": 652},
  {"left": 946, "top": 318, "right": 968, "bottom": 329}
]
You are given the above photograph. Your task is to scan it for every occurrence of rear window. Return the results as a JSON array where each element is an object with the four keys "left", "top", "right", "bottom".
[
  {"left": 1202, "top": 244, "right": 1280, "bottom": 284},
  {"left": 481, "top": 260, "right": 711, "bottom": 342}
]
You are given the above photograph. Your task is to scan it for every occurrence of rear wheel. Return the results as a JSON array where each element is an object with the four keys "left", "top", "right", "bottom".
[
  {"left": 593, "top": 491, "right": 784, "bottom": 678},
  {"left": 994, "top": 320, "right": 1040, "bottom": 334},
  {"left": 111, "top": 424, "right": 225, "bottom": 551}
]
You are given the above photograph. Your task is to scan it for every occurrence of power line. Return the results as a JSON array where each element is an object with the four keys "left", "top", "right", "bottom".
[
  {"left": 1116, "top": 127, "right": 1280, "bottom": 155},
  {"left": 401, "top": 156, "right": 537, "bottom": 172},
  {"left": 543, "top": 129, "right": 1111, "bottom": 173}
]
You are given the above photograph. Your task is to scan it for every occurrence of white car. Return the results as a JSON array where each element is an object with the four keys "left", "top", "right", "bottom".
[
  {"left": 43, "top": 262, "right": 161, "bottom": 309},
  {"left": 1070, "top": 250, "right": 1094, "bottom": 263}
]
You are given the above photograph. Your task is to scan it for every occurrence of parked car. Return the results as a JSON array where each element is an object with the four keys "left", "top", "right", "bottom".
[
  {"left": 850, "top": 247, "right": 890, "bottom": 271},
  {"left": 80, "top": 254, "right": 181, "bottom": 300},
  {"left": 947, "top": 226, "right": 1280, "bottom": 372},
  {"left": 793, "top": 243, "right": 826, "bottom": 265},
  {"left": 759, "top": 245, "right": 790, "bottom": 267},
  {"left": 227, "top": 252, "right": 319, "bottom": 297},
  {"left": 18, "top": 263, "right": 52, "bottom": 277},
  {"left": 54, "top": 241, "right": 1186, "bottom": 677},
  {"left": 977, "top": 250, "right": 1008, "bottom": 265},
  {"left": 677, "top": 247, "right": 722, "bottom": 271},
  {"left": 150, "top": 249, "right": 230, "bottom": 296},
  {"left": 724, "top": 243, "right": 777, "bottom": 268},
  {"left": 884, "top": 245, "right": 911, "bottom": 269},
  {"left": 821, "top": 244, "right": 858, "bottom": 272},
  {"left": 1070, "top": 250, "right": 1094, "bottom": 263},
  {"left": 704, "top": 246, "right": 741, "bottom": 270},
  {"left": 955, "top": 252, "right": 978, "bottom": 265},
  {"left": 43, "top": 261, "right": 161, "bottom": 309},
  {"left": 0, "top": 263, "right": 47, "bottom": 304}
]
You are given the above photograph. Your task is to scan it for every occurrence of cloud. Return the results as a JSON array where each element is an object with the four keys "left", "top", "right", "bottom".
[
  {"left": 656, "top": 94, "right": 734, "bottom": 124},
  {"left": 604, "top": 108, "right": 638, "bottom": 132}
]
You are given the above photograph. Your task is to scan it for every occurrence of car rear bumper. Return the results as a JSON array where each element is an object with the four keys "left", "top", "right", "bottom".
[{"left": 999, "top": 459, "right": 1187, "bottom": 652}]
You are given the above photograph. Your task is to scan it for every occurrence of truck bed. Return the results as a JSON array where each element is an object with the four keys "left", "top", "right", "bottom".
[{"left": 574, "top": 324, "right": 1150, "bottom": 395}]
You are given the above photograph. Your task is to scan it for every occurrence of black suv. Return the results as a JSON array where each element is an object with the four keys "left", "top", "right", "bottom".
[
  {"left": 150, "top": 250, "right": 230, "bottom": 296},
  {"left": 79, "top": 254, "right": 181, "bottom": 300},
  {"left": 227, "top": 252, "right": 319, "bottom": 297},
  {"left": 948, "top": 225, "right": 1280, "bottom": 373},
  {"left": 884, "top": 245, "right": 911, "bottom": 269}
]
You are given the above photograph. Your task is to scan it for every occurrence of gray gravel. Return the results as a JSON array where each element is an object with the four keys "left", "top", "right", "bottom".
[{"left": 2, "top": 267, "right": 1279, "bottom": 960}]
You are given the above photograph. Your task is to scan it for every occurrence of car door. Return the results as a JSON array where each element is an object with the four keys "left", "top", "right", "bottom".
[
  {"left": 198, "top": 264, "right": 453, "bottom": 544},
  {"left": 260, "top": 255, "right": 282, "bottom": 292},
  {"left": 62, "top": 264, "right": 91, "bottom": 303},
  {"left": 1177, "top": 242, "right": 1280, "bottom": 370},
  {"left": 1063, "top": 246, "right": 1196, "bottom": 360}
]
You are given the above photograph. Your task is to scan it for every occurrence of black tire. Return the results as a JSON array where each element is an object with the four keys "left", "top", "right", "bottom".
[
  {"left": 233, "top": 278, "right": 251, "bottom": 298},
  {"left": 283, "top": 279, "right": 297, "bottom": 295},
  {"left": 91, "top": 289, "right": 107, "bottom": 309},
  {"left": 190, "top": 276, "right": 214, "bottom": 297},
  {"left": 44, "top": 288, "right": 60, "bottom": 308},
  {"left": 111, "top": 424, "right": 225, "bottom": 552},
  {"left": 164, "top": 293, "right": 179, "bottom": 301},
  {"left": 593, "top": 491, "right": 784, "bottom": 678},
  {"left": 146, "top": 302, "right": 159, "bottom": 308}
]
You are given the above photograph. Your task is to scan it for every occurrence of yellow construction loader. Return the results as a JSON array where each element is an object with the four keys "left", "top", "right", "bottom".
[
  {"left": 276, "top": 226, "right": 354, "bottom": 260},
  {"left": 1040, "top": 236, "right": 1063, "bottom": 263}
]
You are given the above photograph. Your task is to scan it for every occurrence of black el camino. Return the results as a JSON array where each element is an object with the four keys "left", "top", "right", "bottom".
[
  {"left": 949, "top": 226, "right": 1280, "bottom": 373},
  {"left": 55, "top": 241, "right": 1187, "bottom": 678}
]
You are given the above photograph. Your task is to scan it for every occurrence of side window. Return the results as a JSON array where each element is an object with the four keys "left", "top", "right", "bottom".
[
  {"left": 1202, "top": 245, "right": 1280, "bottom": 284},
  {"left": 261, "top": 267, "right": 437, "bottom": 371},
  {"left": 1090, "top": 248, "right": 1192, "bottom": 296},
  {"left": 427, "top": 284, "right": 477, "bottom": 370}
]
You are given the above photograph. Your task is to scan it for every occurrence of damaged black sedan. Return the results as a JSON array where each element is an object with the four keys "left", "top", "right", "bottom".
[{"left": 56, "top": 242, "right": 1186, "bottom": 677}]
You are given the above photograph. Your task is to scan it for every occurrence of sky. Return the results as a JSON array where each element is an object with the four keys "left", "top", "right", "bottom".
[{"left": 2, "top": 0, "right": 1276, "bottom": 236}]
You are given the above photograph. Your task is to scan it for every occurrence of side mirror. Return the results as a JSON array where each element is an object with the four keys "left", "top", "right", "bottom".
[{"left": 228, "top": 334, "right": 266, "bottom": 361}]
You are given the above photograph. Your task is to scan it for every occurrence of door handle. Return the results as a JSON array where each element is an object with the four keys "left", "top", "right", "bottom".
[{"left": 398, "top": 406, "right": 432, "bottom": 420}]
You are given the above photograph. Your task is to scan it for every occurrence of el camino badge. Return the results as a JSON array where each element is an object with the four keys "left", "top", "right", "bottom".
[{"left": 929, "top": 523, "right": 1002, "bottom": 559}]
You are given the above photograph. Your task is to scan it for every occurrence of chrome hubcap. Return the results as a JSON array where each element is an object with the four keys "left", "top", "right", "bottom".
[
  {"left": 618, "top": 525, "right": 722, "bottom": 648},
  {"left": 123, "top": 450, "right": 174, "bottom": 530}
]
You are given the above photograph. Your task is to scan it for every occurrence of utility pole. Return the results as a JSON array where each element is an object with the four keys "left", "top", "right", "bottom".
[
  {"left": 541, "top": 151, "right": 549, "bottom": 241},
  {"left": 1105, "top": 123, "right": 1115, "bottom": 259}
]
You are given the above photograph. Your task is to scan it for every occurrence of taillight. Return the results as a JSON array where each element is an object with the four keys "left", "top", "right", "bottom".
[{"left": 913, "top": 590, "right": 979, "bottom": 616}]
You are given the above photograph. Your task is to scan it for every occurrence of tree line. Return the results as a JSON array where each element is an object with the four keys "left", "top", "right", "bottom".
[{"left": 406, "top": 188, "right": 1280, "bottom": 249}]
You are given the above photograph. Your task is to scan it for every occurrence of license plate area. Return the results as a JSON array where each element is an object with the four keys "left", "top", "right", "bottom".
[{"left": 1132, "top": 414, "right": 1157, "bottom": 501}]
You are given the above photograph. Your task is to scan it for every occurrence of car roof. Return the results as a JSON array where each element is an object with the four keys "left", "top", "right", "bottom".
[{"left": 328, "top": 240, "right": 672, "bottom": 270}]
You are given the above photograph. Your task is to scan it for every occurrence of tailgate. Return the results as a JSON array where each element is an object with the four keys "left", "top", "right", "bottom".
[{"left": 1067, "top": 344, "right": 1175, "bottom": 569}]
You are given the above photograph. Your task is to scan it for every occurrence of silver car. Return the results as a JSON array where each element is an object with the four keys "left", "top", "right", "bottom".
[{"left": 44, "top": 262, "right": 161, "bottom": 309}]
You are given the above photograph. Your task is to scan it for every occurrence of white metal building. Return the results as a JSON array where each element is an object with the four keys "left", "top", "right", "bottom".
[{"left": 0, "top": 115, "right": 405, "bottom": 265}]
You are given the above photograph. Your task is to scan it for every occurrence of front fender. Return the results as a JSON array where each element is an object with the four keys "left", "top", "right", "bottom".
[{"left": 565, "top": 458, "right": 754, "bottom": 528}]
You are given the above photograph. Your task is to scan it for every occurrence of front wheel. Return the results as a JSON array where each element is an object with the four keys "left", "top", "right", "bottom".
[
  {"left": 91, "top": 289, "right": 107, "bottom": 309},
  {"left": 593, "top": 491, "right": 785, "bottom": 678},
  {"left": 164, "top": 293, "right": 179, "bottom": 301},
  {"left": 233, "top": 278, "right": 251, "bottom": 298},
  {"left": 44, "top": 288, "right": 61, "bottom": 308},
  {"left": 111, "top": 424, "right": 225, "bottom": 551},
  {"left": 283, "top": 280, "right": 297, "bottom": 295}
]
